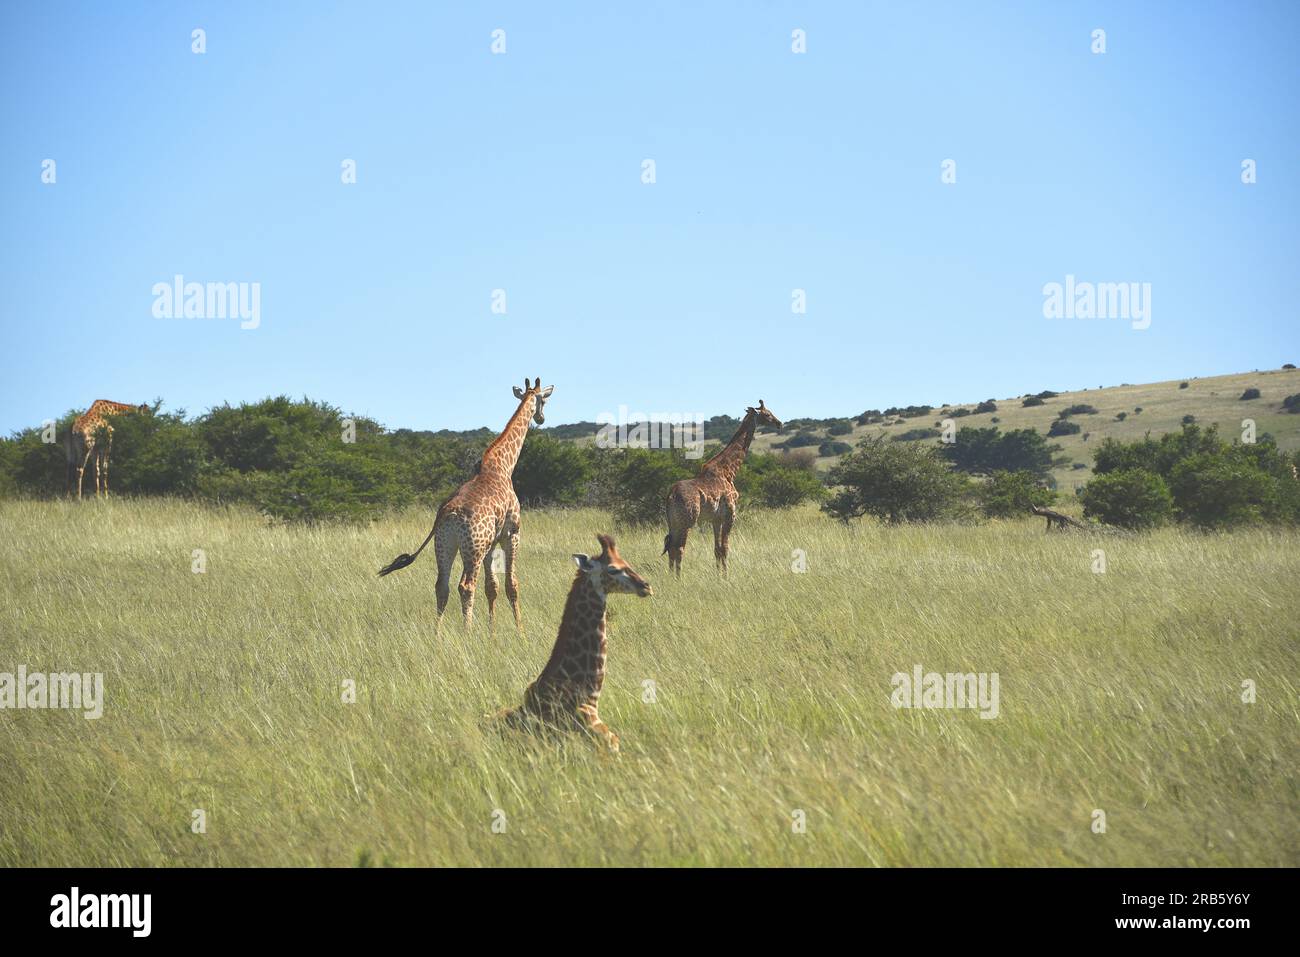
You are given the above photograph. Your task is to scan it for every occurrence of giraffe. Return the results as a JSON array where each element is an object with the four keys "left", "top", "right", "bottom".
[
  {"left": 1030, "top": 504, "right": 1086, "bottom": 531},
  {"left": 662, "top": 400, "right": 782, "bottom": 575},
  {"left": 378, "top": 377, "right": 554, "bottom": 636},
  {"left": 63, "top": 400, "right": 150, "bottom": 499},
  {"left": 500, "top": 534, "right": 652, "bottom": 752}
]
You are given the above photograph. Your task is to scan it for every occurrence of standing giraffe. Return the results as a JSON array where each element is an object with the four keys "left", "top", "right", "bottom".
[
  {"left": 500, "top": 534, "right": 652, "bottom": 752},
  {"left": 663, "top": 400, "right": 782, "bottom": 575},
  {"left": 63, "top": 400, "right": 150, "bottom": 499},
  {"left": 378, "top": 377, "right": 554, "bottom": 636}
]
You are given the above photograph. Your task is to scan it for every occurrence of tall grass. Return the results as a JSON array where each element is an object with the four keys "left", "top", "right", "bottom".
[{"left": 1, "top": 498, "right": 1296, "bottom": 866}]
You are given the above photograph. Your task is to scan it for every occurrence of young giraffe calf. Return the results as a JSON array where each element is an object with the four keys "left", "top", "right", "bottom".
[{"left": 500, "top": 534, "right": 652, "bottom": 752}]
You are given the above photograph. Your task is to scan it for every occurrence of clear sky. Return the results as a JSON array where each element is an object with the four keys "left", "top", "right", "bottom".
[{"left": 2, "top": 1, "right": 1297, "bottom": 434}]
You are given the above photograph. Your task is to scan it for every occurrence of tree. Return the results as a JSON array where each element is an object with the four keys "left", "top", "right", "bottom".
[
  {"left": 979, "top": 470, "right": 1055, "bottom": 518},
  {"left": 513, "top": 434, "right": 593, "bottom": 506},
  {"left": 823, "top": 435, "right": 972, "bottom": 524},
  {"left": 942, "top": 427, "right": 1055, "bottom": 477},
  {"left": 1167, "top": 453, "right": 1273, "bottom": 528},
  {"left": 1080, "top": 469, "right": 1173, "bottom": 529},
  {"left": 604, "top": 448, "right": 695, "bottom": 527}
]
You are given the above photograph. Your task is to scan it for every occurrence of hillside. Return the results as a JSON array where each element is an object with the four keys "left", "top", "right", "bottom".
[{"left": 546, "top": 368, "right": 1300, "bottom": 493}]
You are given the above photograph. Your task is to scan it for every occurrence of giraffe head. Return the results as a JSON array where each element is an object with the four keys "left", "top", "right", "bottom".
[
  {"left": 747, "top": 399, "right": 783, "bottom": 430},
  {"left": 512, "top": 377, "right": 555, "bottom": 425},
  {"left": 573, "top": 534, "right": 653, "bottom": 597}
]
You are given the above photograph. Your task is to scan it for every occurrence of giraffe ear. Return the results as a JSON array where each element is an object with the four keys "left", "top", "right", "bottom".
[
  {"left": 539, "top": 385, "right": 554, "bottom": 399},
  {"left": 513, "top": 386, "right": 525, "bottom": 399},
  {"left": 572, "top": 553, "right": 595, "bottom": 572}
]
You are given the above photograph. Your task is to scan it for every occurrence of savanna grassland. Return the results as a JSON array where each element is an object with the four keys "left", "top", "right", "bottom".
[
  {"left": 749, "top": 367, "right": 1300, "bottom": 489},
  {"left": 1, "top": 498, "right": 1296, "bottom": 867}
]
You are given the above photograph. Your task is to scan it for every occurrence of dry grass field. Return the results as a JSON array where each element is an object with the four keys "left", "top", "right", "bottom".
[{"left": 2, "top": 498, "right": 1296, "bottom": 866}]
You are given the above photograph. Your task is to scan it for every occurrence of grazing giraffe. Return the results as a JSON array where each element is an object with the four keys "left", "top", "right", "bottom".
[
  {"left": 663, "top": 400, "right": 782, "bottom": 575},
  {"left": 1030, "top": 504, "right": 1087, "bottom": 531},
  {"left": 500, "top": 534, "right": 652, "bottom": 752},
  {"left": 378, "top": 377, "right": 554, "bottom": 636},
  {"left": 63, "top": 400, "right": 150, "bottom": 499}
]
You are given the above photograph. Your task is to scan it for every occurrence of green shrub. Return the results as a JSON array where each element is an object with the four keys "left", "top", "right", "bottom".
[
  {"left": 893, "top": 428, "right": 940, "bottom": 443},
  {"left": 1047, "top": 419, "right": 1081, "bottom": 437},
  {"left": 513, "top": 434, "right": 593, "bottom": 506},
  {"left": 979, "top": 470, "right": 1055, "bottom": 518},
  {"left": 827, "top": 421, "right": 854, "bottom": 436},
  {"left": 1167, "top": 453, "right": 1274, "bottom": 529},
  {"left": 1240, "top": 388, "right": 1261, "bottom": 400},
  {"left": 1022, "top": 396, "right": 1045, "bottom": 407},
  {"left": 607, "top": 448, "right": 694, "bottom": 527},
  {"left": 1057, "top": 404, "right": 1098, "bottom": 417},
  {"left": 1080, "top": 469, "right": 1173, "bottom": 529},
  {"left": 974, "top": 399, "right": 998, "bottom": 414},
  {"left": 753, "top": 468, "right": 824, "bottom": 507},
  {"left": 823, "top": 435, "right": 973, "bottom": 524},
  {"left": 940, "top": 427, "right": 1055, "bottom": 477}
]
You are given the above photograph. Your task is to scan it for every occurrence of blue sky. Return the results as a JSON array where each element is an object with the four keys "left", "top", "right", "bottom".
[{"left": 2, "top": 1, "right": 1297, "bottom": 434}]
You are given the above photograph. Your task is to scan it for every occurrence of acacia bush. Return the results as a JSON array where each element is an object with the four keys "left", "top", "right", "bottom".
[
  {"left": 1080, "top": 469, "right": 1173, "bottom": 529},
  {"left": 1087, "top": 424, "right": 1299, "bottom": 529},
  {"left": 823, "top": 435, "right": 973, "bottom": 524},
  {"left": 979, "top": 470, "right": 1055, "bottom": 518},
  {"left": 942, "top": 427, "right": 1055, "bottom": 476}
]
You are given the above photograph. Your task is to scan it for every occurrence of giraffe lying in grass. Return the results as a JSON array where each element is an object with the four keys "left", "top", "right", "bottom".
[
  {"left": 500, "top": 534, "right": 652, "bottom": 753},
  {"left": 663, "top": 400, "right": 782, "bottom": 574},
  {"left": 378, "top": 377, "right": 553, "bottom": 636}
]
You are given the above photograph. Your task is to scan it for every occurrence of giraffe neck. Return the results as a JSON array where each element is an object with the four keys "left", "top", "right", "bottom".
[
  {"left": 480, "top": 394, "right": 535, "bottom": 475},
  {"left": 703, "top": 411, "right": 758, "bottom": 483},
  {"left": 75, "top": 400, "right": 139, "bottom": 435},
  {"left": 537, "top": 572, "right": 608, "bottom": 699}
]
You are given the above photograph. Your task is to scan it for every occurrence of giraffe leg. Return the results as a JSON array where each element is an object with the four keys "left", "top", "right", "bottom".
[
  {"left": 100, "top": 449, "right": 110, "bottom": 497},
  {"left": 716, "top": 505, "right": 735, "bottom": 575},
  {"left": 670, "top": 525, "right": 688, "bottom": 577},
  {"left": 433, "top": 524, "right": 457, "bottom": 638},
  {"left": 78, "top": 445, "right": 95, "bottom": 500},
  {"left": 577, "top": 703, "right": 619, "bottom": 753},
  {"left": 502, "top": 527, "right": 524, "bottom": 637},
  {"left": 666, "top": 494, "right": 697, "bottom": 577},
  {"left": 458, "top": 540, "right": 487, "bottom": 631},
  {"left": 481, "top": 549, "right": 499, "bottom": 636}
]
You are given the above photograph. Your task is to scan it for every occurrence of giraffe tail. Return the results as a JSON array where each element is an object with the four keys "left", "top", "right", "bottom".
[{"left": 378, "top": 522, "right": 437, "bottom": 576}]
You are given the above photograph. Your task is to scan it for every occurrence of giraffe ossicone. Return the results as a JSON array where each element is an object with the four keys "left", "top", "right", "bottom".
[{"left": 378, "top": 377, "right": 553, "bottom": 637}]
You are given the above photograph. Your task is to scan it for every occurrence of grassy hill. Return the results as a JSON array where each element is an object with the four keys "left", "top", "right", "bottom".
[{"left": 735, "top": 367, "right": 1300, "bottom": 491}]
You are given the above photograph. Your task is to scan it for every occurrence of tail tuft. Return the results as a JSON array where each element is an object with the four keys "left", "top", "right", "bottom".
[
  {"left": 378, "top": 553, "right": 416, "bottom": 577},
  {"left": 662, "top": 534, "right": 671, "bottom": 555}
]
